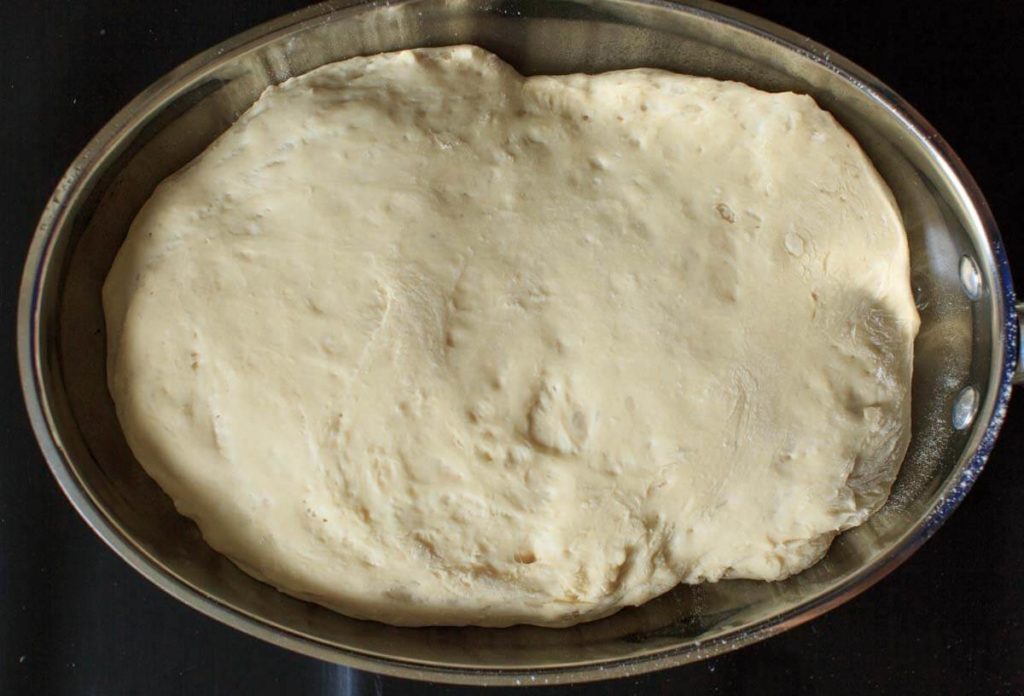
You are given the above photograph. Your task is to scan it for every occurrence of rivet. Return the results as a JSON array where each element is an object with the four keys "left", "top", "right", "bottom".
[
  {"left": 959, "top": 255, "right": 983, "bottom": 300},
  {"left": 952, "top": 386, "right": 979, "bottom": 431}
]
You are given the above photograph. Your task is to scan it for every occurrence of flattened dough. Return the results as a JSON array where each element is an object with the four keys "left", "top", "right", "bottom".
[{"left": 104, "top": 46, "right": 920, "bottom": 627}]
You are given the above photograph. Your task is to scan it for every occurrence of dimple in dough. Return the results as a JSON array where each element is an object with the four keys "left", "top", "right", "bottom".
[{"left": 104, "top": 46, "right": 920, "bottom": 628}]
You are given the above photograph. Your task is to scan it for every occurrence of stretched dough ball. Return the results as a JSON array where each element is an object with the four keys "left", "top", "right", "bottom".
[{"left": 104, "top": 46, "right": 919, "bottom": 627}]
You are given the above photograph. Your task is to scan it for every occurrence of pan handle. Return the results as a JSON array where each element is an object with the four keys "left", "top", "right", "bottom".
[{"left": 1015, "top": 302, "right": 1024, "bottom": 385}]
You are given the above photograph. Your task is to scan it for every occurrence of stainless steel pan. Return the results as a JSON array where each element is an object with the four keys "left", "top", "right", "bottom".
[{"left": 17, "top": 0, "right": 1021, "bottom": 685}]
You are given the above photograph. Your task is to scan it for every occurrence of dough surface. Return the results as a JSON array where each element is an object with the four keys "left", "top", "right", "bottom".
[{"left": 104, "top": 46, "right": 919, "bottom": 627}]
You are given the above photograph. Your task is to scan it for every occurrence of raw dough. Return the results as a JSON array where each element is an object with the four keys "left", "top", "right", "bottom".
[{"left": 104, "top": 45, "right": 920, "bottom": 627}]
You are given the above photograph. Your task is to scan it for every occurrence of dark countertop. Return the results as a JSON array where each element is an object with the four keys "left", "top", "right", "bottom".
[{"left": 2, "top": 1, "right": 1022, "bottom": 693}]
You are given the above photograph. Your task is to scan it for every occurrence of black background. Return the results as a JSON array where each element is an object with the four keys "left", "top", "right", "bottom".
[{"left": 2, "top": 1, "right": 1022, "bottom": 694}]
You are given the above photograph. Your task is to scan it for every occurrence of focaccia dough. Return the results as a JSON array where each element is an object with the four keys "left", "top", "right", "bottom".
[{"left": 104, "top": 46, "right": 919, "bottom": 627}]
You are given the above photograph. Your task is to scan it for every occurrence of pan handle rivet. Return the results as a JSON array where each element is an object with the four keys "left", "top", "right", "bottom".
[
  {"left": 959, "top": 255, "right": 983, "bottom": 300},
  {"left": 952, "top": 386, "right": 979, "bottom": 431}
]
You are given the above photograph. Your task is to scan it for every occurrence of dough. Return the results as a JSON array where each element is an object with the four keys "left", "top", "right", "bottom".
[{"left": 104, "top": 46, "right": 919, "bottom": 627}]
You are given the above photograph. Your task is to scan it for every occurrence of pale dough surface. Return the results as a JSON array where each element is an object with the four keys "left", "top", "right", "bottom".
[{"left": 104, "top": 46, "right": 920, "bottom": 627}]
